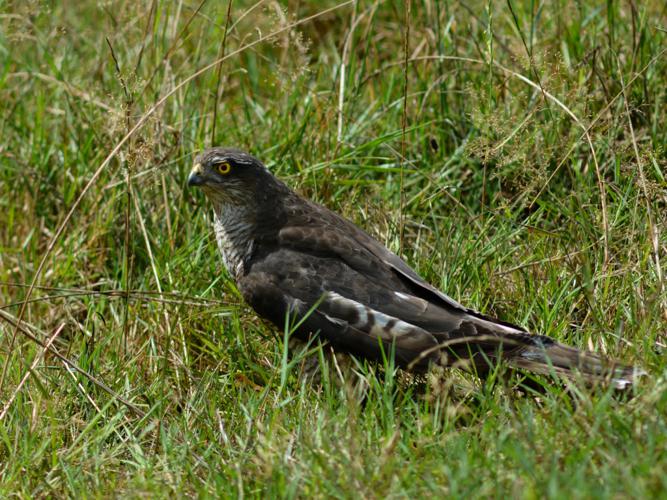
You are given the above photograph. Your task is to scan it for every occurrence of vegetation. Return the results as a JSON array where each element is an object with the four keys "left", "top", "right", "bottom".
[{"left": 1, "top": 0, "right": 666, "bottom": 496}]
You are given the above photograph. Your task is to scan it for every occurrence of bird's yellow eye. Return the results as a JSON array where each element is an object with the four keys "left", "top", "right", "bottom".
[{"left": 216, "top": 162, "right": 232, "bottom": 175}]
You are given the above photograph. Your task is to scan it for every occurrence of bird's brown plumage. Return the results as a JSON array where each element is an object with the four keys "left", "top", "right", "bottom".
[{"left": 188, "top": 147, "right": 643, "bottom": 389}]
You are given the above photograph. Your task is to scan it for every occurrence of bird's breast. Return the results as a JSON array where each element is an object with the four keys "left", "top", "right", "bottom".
[{"left": 213, "top": 207, "right": 255, "bottom": 281}]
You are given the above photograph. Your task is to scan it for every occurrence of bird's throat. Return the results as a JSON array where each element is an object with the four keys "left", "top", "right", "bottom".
[{"left": 212, "top": 204, "right": 255, "bottom": 281}]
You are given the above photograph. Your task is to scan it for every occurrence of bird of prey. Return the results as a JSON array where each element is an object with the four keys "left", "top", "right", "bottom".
[{"left": 188, "top": 148, "right": 641, "bottom": 389}]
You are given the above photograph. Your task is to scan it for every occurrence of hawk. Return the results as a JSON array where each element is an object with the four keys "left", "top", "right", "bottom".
[{"left": 188, "top": 148, "right": 642, "bottom": 389}]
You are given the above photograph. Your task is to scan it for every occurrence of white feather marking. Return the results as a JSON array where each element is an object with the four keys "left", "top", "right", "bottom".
[
  {"left": 612, "top": 367, "right": 646, "bottom": 390},
  {"left": 356, "top": 305, "right": 368, "bottom": 326},
  {"left": 394, "top": 291, "right": 429, "bottom": 312},
  {"left": 326, "top": 291, "right": 368, "bottom": 326},
  {"left": 326, "top": 292, "right": 416, "bottom": 340},
  {"left": 322, "top": 313, "right": 346, "bottom": 327},
  {"left": 368, "top": 313, "right": 413, "bottom": 339}
]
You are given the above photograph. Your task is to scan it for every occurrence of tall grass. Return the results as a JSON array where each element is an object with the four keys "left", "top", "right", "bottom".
[{"left": 1, "top": 0, "right": 666, "bottom": 496}]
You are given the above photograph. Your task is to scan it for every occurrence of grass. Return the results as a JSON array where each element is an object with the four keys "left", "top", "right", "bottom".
[{"left": 1, "top": 0, "right": 666, "bottom": 496}]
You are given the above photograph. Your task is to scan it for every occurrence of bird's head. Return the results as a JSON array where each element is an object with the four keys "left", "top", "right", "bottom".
[{"left": 188, "top": 148, "right": 272, "bottom": 207}]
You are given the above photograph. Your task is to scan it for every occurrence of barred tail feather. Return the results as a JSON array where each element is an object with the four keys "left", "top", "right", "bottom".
[
  {"left": 440, "top": 317, "right": 645, "bottom": 389},
  {"left": 508, "top": 337, "right": 645, "bottom": 390}
]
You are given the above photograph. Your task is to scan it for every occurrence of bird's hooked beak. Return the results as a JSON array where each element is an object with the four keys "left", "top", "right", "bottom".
[{"left": 188, "top": 163, "right": 205, "bottom": 187}]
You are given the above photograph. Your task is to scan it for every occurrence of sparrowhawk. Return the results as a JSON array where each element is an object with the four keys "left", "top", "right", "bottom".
[{"left": 188, "top": 148, "right": 641, "bottom": 388}]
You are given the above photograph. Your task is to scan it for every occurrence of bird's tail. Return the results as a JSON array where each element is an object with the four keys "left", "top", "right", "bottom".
[
  {"left": 440, "top": 317, "right": 645, "bottom": 389},
  {"left": 505, "top": 335, "right": 644, "bottom": 390}
]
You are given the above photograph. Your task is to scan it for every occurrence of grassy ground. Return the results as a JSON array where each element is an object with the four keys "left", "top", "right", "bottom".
[{"left": 1, "top": 0, "right": 666, "bottom": 496}]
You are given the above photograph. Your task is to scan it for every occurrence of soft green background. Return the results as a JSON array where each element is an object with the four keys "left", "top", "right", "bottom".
[{"left": 1, "top": 0, "right": 666, "bottom": 497}]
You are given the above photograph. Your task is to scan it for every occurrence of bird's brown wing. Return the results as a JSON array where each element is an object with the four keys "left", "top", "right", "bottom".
[
  {"left": 280, "top": 200, "right": 530, "bottom": 334},
  {"left": 237, "top": 266, "right": 440, "bottom": 370},
  {"left": 276, "top": 225, "right": 457, "bottom": 328},
  {"left": 280, "top": 201, "right": 473, "bottom": 314},
  {"left": 277, "top": 219, "right": 525, "bottom": 331}
]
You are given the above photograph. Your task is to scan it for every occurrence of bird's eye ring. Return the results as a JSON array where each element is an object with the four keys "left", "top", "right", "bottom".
[{"left": 216, "top": 162, "right": 232, "bottom": 175}]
